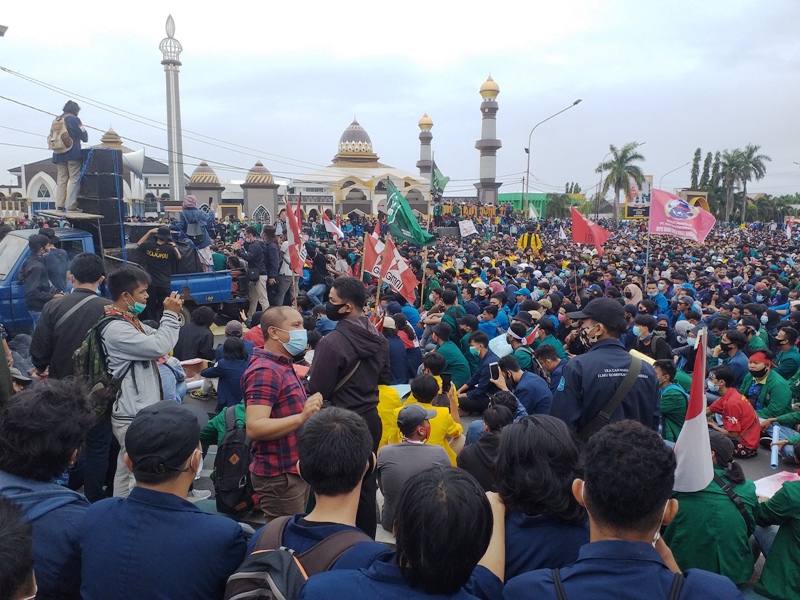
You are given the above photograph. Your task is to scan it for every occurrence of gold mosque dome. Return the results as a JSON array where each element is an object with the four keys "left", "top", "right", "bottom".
[
  {"left": 418, "top": 112, "right": 433, "bottom": 131},
  {"left": 480, "top": 75, "right": 500, "bottom": 99},
  {"left": 245, "top": 160, "right": 275, "bottom": 185},
  {"left": 189, "top": 161, "right": 220, "bottom": 185}
]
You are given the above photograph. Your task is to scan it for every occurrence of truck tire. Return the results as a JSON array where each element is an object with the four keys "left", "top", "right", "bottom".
[{"left": 179, "top": 306, "right": 192, "bottom": 327}]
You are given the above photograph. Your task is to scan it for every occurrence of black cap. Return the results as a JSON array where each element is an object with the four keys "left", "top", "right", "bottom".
[
  {"left": 567, "top": 297, "right": 627, "bottom": 331},
  {"left": 512, "top": 311, "right": 533, "bottom": 327},
  {"left": 125, "top": 404, "right": 200, "bottom": 475},
  {"left": 432, "top": 322, "right": 452, "bottom": 340},
  {"left": 397, "top": 404, "right": 437, "bottom": 436},
  {"left": 155, "top": 226, "right": 172, "bottom": 241}
]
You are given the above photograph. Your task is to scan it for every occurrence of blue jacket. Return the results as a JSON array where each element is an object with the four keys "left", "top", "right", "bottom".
[
  {"left": 0, "top": 470, "right": 88, "bottom": 599},
  {"left": 387, "top": 336, "right": 409, "bottom": 384},
  {"left": 647, "top": 292, "right": 670, "bottom": 316},
  {"left": 52, "top": 114, "right": 87, "bottom": 163},
  {"left": 548, "top": 360, "right": 567, "bottom": 396},
  {"left": 179, "top": 207, "right": 214, "bottom": 249},
  {"left": 79, "top": 486, "right": 246, "bottom": 600},
  {"left": 512, "top": 371, "right": 553, "bottom": 415},
  {"left": 215, "top": 339, "right": 255, "bottom": 360},
  {"left": 201, "top": 358, "right": 249, "bottom": 410},
  {"left": 315, "top": 316, "right": 337, "bottom": 336},
  {"left": 551, "top": 338, "right": 660, "bottom": 434},
  {"left": 247, "top": 513, "right": 366, "bottom": 555},
  {"left": 465, "top": 350, "right": 501, "bottom": 404},
  {"left": 401, "top": 305, "right": 421, "bottom": 330},
  {"left": 503, "top": 540, "right": 742, "bottom": 600},
  {"left": 505, "top": 512, "right": 589, "bottom": 580}
]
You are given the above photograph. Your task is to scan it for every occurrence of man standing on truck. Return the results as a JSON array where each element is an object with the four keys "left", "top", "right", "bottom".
[
  {"left": 137, "top": 226, "right": 180, "bottom": 321},
  {"left": 102, "top": 265, "right": 183, "bottom": 498},
  {"left": 20, "top": 234, "right": 62, "bottom": 328},
  {"left": 30, "top": 252, "right": 112, "bottom": 501},
  {"left": 52, "top": 100, "right": 88, "bottom": 211}
]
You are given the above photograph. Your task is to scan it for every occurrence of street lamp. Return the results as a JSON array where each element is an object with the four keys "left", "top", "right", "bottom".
[
  {"left": 524, "top": 99, "right": 582, "bottom": 216},
  {"left": 658, "top": 161, "right": 691, "bottom": 191},
  {"left": 595, "top": 141, "right": 646, "bottom": 220}
]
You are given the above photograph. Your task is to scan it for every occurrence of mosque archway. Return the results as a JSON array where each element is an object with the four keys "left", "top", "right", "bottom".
[{"left": 252, "top": 205, "right": 271, "bottom": 224}]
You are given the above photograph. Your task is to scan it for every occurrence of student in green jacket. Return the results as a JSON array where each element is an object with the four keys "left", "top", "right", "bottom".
[
  {"left": 774, "top": 327, "right": 800, "bottom": 380},
  {"left": 431, "top": 323, "right": 471, "bottom": 389},
  {"left": 457, "top": 315, "right": 481, "bottom": 375},
  {"left": 753, "top": 480, "right": 800, "bottom": 600},
  {"left": 506, "top": 322, "right": 533, "bottom": 371},
  {"left": 673, "top": 368, "right": 692, "bottom": 394},
  {"left": 200, "top": 400, "right": 246, "bottom": 449},
  {"left": 529, "top": 318, "right": 567, "bottom": 360},
  {"left": 653, "top": 360, "right": 687, "bottom": 443},
  {"left": 739, "top": 351, "right": 792, "bottom": 419},
  {"left": 663, "top": 431, "right": 758, "bottom": 586},
  {"left": 738, "top": 316, "right": 768, "bottom": 353}
]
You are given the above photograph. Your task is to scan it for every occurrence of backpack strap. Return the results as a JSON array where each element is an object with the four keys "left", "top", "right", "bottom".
[
  {"left": 713, "top": 474, "right": 756, "bottom": 536},
  {"left": 668, "top": 572, "right": 685, "bottom": 600},
  {"left": 225, "top": 405, "right": 237, "bottom": 432},
  {"left": 551, "top": 568, "right": 568, "bottom": 600},
  {"left": 253, "top": 515, "right": 293, "bottom": 553},
  {"left": 295, "top": 529, "right": 372, "bottom": 576},
  {"left": 578, "top": 357, "right": 643, "bottom": 442},
  {"left": 333, "top": 359, "right": 361, "bottom": 394},
  {"left": 55, "top": 293, "right": 98, "bottom": 330}
]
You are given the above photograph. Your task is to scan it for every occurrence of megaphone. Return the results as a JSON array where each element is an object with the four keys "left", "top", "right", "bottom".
[{"left": 122, "top": 149, "right": 145, "bottom": 179}]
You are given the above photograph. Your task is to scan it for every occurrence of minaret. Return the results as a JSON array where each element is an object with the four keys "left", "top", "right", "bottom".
[
  {"left": 159, "top": 15, "right": 185, "bottom": 203},
  {"left": 474, "top": 76, "right": 502, "bottom": 204},
  {"left": 416, "top": 113, "right": 433, "bottom": 185}
]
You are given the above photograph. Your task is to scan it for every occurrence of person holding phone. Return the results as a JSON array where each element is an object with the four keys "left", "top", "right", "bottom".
[{"left": 457, "top": 331, "right": 500, "bottom": 416}]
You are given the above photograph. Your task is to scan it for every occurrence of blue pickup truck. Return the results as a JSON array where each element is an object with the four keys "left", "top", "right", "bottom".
[{"left": 0, "top": 228, "right": 244, "bottom": 335}]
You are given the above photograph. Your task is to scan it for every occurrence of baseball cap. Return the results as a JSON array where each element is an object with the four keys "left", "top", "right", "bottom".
[
  {"left": 125, "top": 404, "right": 200, "bottom": 475},
  {"left": 567, "top": 297, "right": 627, "bottom": 331},
  {"left": 383, "top": 316, "right": 397, "bottom": 330},
  {"left": 512, "top": 311, "right": 533, "bottom": 327},
  {"left": 8, "top": 367, "right": 32, "bottom": 382},
  {"left": 397, "top": 404, "right": 437, "bottom": 435},
  {"left": 155, "top": 226, "right": 172, "bottom": 241},
  {"left": 514, "top": 288, "right": 531, "bottom": 298},
  {"left": 224, "top": 321, "right": 243, "bottom": 337}
]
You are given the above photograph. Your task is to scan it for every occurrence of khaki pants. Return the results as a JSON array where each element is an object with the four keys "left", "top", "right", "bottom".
[
  {"left": 55, "top": 160, "right": 82, "bottom": 209},
  {"left": 247, "top": 275, "right": 269, "bottom": 318},
  {"left": 251, "top": 472, "right": 309, "bottom": 519},
  {"left": 111, "top": 418, "right": 135, "bottom": 498}
]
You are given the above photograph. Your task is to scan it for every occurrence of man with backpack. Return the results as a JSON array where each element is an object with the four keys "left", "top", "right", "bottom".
[
  {"left": 50, "top": 100, "right": 88, "bottom": 211},
  {"left": 30, "top": 252, "right": 112, "bottom": 501},
  {"left": 99, "top": 266, "right": 183, "bottom": 498},
  {"left": 235, "top": 226, "right": 269, "bottom": 318},
  {"left": 225, "top": 408, "right": 373, "bottom": 599}
]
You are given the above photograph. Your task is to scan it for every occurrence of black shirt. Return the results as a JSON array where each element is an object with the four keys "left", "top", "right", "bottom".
[
  {"left": 140, "top": 240, "right": 179, "bottom": 288},
  {"left": 309, "top": 253, "right": 329, "bottom": 286}
]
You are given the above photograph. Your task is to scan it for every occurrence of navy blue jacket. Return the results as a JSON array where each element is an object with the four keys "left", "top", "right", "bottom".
[
  {"left": 465, "top": 350, "right": 501, "bottom": 403},
  {"left": 263, "top": 240, "right": 280, "bottom": 279},
  {"left": 215, "top": 339, "right": 255, "bottom": 361},
  {"left": 505, "top": 512, "right": 589, "bottom": 580},
  {"left": 52, "top": 114, "right": 87, "bottom": 163},
  {"left": 201, "top": 358, "right": 249, "bottom": 409},
  {"left": 503, "top": 540, "right": 742, "bottom": 600},
  {"left": 512, "top": 371, "right": 553, "bottom": 415},
  {"left": 246, "top": 513, "right": 365, "bottom": 556},
  {"left": 547, "top": 360, "right": 566, "bottom": 396},
  {"left": 551, "top": 338, "right": 660, "bottom": 434},
  {"left": 79, "top": 486, "right": 246, "bottom": 600},
  {"left": 387, "top": 336, "right": 409, "bottom": 384},
  {"left": 0, "top": 470, "right": 89, "bottom": 600}
]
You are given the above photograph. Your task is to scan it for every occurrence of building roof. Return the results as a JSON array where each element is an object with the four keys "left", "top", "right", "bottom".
[
  {"left": 332, "top": 119, "right": 380, "bottom": 164},
  {"left": 245, "top": 160, "right": 274, "bottom": 185},
  {"left": 189, "top": 161, "right": 220, "bottom": 185},
  {"left": 480, "top": 75, "right": 500, "bottom": 99}
]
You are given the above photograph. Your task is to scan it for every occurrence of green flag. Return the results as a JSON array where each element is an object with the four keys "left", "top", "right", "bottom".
[
  {"left": 386, "top": 179, "right": 437, "bottom": 246},
  {"left": 430, "top": 160, "right": 450, "bottom": 201}
]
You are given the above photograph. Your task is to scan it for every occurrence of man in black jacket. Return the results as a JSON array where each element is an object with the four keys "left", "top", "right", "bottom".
[
  {"left": 19, "top": 234, "right": 61, "bottom": 328},
  {"left": 29, "top": 252, "right": 112, "bottom": 501},
  {"left": 235, "top": 226, "right": 269, "bottom": 318},
  {"left": 261, "top": 227, "right": 281, "bottom": 307},
  {"left": 308, "top": 277, "right": 390, "bottom": 538}
]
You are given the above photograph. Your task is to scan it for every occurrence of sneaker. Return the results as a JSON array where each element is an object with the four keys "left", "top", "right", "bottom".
[
  {"left": 190, "top": 390, "right": 209, "bottom": 399},
  {"left": 187, "top": 489, "right": 211, "bottom": 501},
  {"left": 759, "top": 436, "right": 773, "bottom": 450}
]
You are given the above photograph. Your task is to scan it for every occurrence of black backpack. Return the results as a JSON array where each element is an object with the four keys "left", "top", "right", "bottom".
[
  {"left": 223, "top": 515, "right": 371, "bottom": 600},
  {"left": 214, "top": 406, "right": 255, "bottom": 515}
]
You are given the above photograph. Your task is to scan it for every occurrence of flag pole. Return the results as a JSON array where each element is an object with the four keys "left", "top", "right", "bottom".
[
  {"left": 427, "top": 151, "right": 435, "bottom": 233},
  {"left": 292, "top": 274, "right": 298, "bottom": 310},
  {"left": 644, "top": 229, "right": 651, "bottom": 289}
]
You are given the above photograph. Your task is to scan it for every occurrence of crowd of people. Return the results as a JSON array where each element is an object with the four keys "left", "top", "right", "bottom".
[{"left": 3, "top": 197, "right": 800, "bottom": 599}]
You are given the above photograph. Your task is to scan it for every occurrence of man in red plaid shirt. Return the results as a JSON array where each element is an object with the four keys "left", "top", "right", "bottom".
[{"left": 243, "top": 307, "right": 322, "bottom": 518}]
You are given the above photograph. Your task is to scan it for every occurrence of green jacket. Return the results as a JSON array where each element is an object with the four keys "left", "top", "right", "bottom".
[
  {"left": 674, "top": 370, "right": 692, "bottom": 394},
  {"left": 739, "top": 370, "right": 792, "bottom": 419},
  {"left": 511, "top": 346, "right": 533, "bottom": 372},
  {"left": 748, "top": 334, "right": 768, "bottom": 353},
  {"left": 423, "top": 276, "right": 441, "bottom": 311},
  {"left": 459, "top": 334, "right": 480, "bottom": 375},
  {"left": 775, "top": 346, "right": 800, "bottom": 381},
  {"left": 200, "top": 401, "right": 246, "bottom": 447},
  {"left": 435, "top": 340, "right": 472, "bottom": 389},
  {"left": 664, "top": 467, "right": 757, "bottom": 585},
  {"left": 536, "top": 334, "right": 567, "bottom": 360},
  {"left": 659, "top": 384, "right": 687, "bottom": 443},
  {"left": 755, "top": 480, "right": 800, "bottom": 600}
]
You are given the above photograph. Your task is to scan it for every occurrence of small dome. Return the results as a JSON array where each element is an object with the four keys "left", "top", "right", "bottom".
[
  {"left": 245, "top": 160, "right": 274, "bottom": 185},
  {"left": 480, "top": 75, "right": 500, "bottom": 99},
  {"left": 338, "top": 119, "right": 375, "bottom": 155},
  {"left": 189, "top": 161, "right": 219, "bottom": 185},
  {"left": 418, "top": 113, "right": 433, "bottom": 131}
]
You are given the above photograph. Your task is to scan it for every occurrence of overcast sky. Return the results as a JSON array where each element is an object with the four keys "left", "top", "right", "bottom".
[{"left": 2, "top": 0, "right": 799, "bottom": 198}]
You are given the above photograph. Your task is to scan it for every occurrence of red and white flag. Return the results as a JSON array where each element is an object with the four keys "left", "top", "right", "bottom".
[
  {"left": 571, "top": 207, "right": 610, "bottom": 257},
  {"left": 323, "top": 212, "right": 344, "bottom": 239},
  {"left": 363, "top": 223, "right": 385, "bottom": 279},
  {"left": 649, "top": 189, "right": 716, "bottom": 244},
  {"left": 379, "top": 237, "right": 418, "bottom": 304},
  {"left": 673, "top": 328, "right": 714, "bottom": 492},
  {"left": 284, "top": 198, "right": 305, "bottom": 276}
]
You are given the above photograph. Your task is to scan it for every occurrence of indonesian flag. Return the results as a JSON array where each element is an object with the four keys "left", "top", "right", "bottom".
[
  {"left": 571, "top": 207, "right": 610, "bottom": 257},
  {"left": 285, "top": 198, "right": 305, "bottom": 276},
  {"left": 524, "top": 325, "right": 540, "bottom": 346},
  {"left": 673, "top": 328, "right": 714, "bottom": 492},
  {"left": 649, "top": 189, "right": 716, "bottom": 244},
  {"left": 363, "top": 223, "right": 385, "bottom": 279},
  {"left": 323, "top": 212, "right": 344, "bottom": 239},
  {"left": 379, "top": 237, "right": 418, "bottom": 304}
]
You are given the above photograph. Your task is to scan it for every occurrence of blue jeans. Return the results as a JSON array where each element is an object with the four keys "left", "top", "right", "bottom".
[
  {"left": 774, "top": 425, "right": 797, "bottom": 460},
  {"left": 755, "top": 524, "right": 779, "bottom": 557},
  {"left": 466, "top": 420, "right": 485, "bottom": 446},
  {"left": 307, "top": 283, "right": 327, "bottom": 307},
  {"left": 29, "top": 311, "right": 42, "bottom": 329},
  {"left": 175, "top": 381, "right": 187, "bottom": 404},
  {"left": 83, "top": 419, "right": 113, "bottom": 502}
]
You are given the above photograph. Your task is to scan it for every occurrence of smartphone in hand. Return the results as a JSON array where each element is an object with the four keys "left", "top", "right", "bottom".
[
  {"left": 440, "top": 372, "right": 452, "bottom": 394},
  {"left": 489, "top": 362, "right": 500, "bottom": 380}
]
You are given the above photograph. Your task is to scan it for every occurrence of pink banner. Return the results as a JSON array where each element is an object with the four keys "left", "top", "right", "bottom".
[{"left": 649, "top": 189, "right": 716, "bottom": 243}]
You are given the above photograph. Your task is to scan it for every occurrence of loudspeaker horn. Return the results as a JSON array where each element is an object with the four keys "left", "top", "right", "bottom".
[{"left": 122, "top": 149, "right": 145, "bottom": 179}]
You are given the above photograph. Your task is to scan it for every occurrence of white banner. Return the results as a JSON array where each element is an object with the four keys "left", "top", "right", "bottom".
[{"left": 458, "top": 219, "right": 478, "bottom": 237}]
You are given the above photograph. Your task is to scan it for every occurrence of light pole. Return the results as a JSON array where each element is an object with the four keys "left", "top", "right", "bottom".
[
  {"left": 658, "top": 161, "right": 691, "bottom": 191},
  {"left": 595, "top": 141, "right": 646, "bottom": 220},
  {"left": 524, "top": 99, "right": 582, "bottom": 217}
]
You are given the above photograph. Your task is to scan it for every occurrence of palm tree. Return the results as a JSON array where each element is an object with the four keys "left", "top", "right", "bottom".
[
  {"left": 545, "top": 193, "right": 572, "bottom": 219},
  {"left": 596, "top": 143, "right": 646, "bottom": 223},
  {"left": 720, "top": 149, "right": 743, "bottom": 222},
  {"left": 738, "top": 144, "right": 771, "bottom": 222}
]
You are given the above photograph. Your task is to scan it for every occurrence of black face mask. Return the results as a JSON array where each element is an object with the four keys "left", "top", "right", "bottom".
[
  {"left": 719, "top": 342, "right": 732, "bottom": 352},
  {"left": 624, "top": 291, "right": 632, "bottom": 299},
  {"left": 749, "top": 367, "right": 767, "bottom": 379},
  {"left": 325, "top": 301, "right": 348, "bottom": 321}
]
